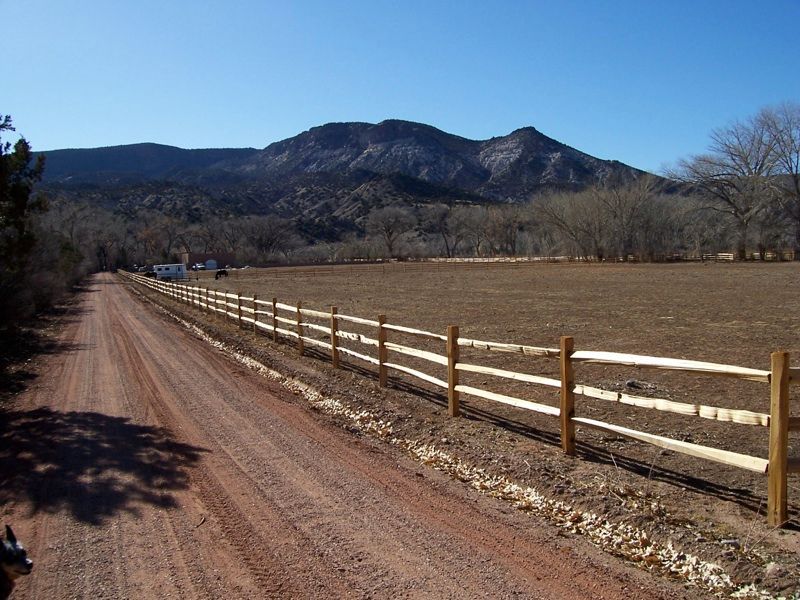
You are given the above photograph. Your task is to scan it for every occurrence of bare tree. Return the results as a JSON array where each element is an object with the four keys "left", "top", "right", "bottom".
[
  {"left": 484, "top": 205, "right": 527, "bottom": 256},
  {"left": 419, "top": 203, "right": 467, "bottom": 257},
  {"left": 595, "top": 176, "right": 660, "bottom": 260},
  {"left": 457, "top": 206, "right": 488, "bottom": 256},
  {"left": 241, "top": 215, "right": 300, "bottom": 262},
  {"left": 365, "top": 206, "right": 417, "bottom": 258},
  {"left": 131, "top": 210, "right": 188, "bottom": 262},
  {"left": 535, "top": 190, "right": 610, "bottom": 260},
  {"left": 218, "top": 218, "right": 248, "bottom": 254},
  {"left": 753, "top": 203, "right": 790, "bottom": 260},
  {"left": 760, "top": 102, "right": 800, "bottom": 258},
  {"left": 633, "top": 194, "right": 687, "bottom": 260},
  {"left": 680, "top": 197, "right": 734, "bottom": 258},
  {"left": 671, "top": 115, "right": 778, "bottom": 260}
]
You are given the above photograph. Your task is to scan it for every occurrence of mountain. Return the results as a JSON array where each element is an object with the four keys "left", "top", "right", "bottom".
[
  {"left": 40, "top": 143, "right": 259, "bottom": 184},
  {"left": 213, "top": 120, "right": 643, "bottom": 199},
  {"left": 39, "top": 120, "right": 651, "bottom": 239}
]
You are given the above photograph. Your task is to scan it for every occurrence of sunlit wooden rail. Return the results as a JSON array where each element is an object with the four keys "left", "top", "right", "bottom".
[{"left": 121, "top": 270, "right": 797, "bottom": 527}]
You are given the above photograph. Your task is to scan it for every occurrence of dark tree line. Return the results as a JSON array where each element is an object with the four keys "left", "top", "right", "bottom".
[{"left": 1, "top": 115, "right": 51, "bottom": 325}]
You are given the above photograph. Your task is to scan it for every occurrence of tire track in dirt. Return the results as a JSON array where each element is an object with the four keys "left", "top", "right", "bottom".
[
  {"left": 104, "top": 287, "right": 267, "bottom": 599},
  {"left": 105, "top": 278, "right": 353, "bottom": 598}
]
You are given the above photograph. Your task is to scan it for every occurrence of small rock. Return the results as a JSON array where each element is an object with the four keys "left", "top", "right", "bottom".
[
  {"left": 765, "top": 562, "right": 787, "bottom": 579},
  {"left": 720, "top": 538, "right": 740, "bottom": 549}
]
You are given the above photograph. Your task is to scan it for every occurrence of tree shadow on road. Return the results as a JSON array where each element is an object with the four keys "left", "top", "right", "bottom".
[
  {"left": 0, "top": 407, "right": 207, "bottom": 525},
  {"left": 0, "top": 288, "right": 96, "bottom": 401}
]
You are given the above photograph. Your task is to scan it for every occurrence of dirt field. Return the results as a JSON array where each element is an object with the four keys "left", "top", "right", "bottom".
[
  {"left": 185, "top": 261, "right": 800, "bottom": 594},
  {"left": 203, "top": 261, "right": 800, "bottom": 462},
  {"left": 0, "top": 273, "right": 707, "bottom": 599}
]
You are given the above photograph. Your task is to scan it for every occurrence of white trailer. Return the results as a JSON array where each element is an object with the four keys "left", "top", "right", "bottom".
[{"left": 153, "top": 263, "right": 187, "bottom": 281}]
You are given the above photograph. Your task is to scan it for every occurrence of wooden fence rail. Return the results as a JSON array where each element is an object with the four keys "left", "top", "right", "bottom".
[{"left": 120, "top": 271, "right": 797, "bottom": 527}]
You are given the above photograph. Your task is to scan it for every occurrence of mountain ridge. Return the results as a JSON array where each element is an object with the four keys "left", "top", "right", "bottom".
[
  {"left": 38, "top": 120, "right": 653, "bottom": 241},
  {"left": 41, "top": 120, "right": 646, "bottom": 194}
]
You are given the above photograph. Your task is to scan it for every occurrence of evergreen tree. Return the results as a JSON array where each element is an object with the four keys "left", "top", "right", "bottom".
[{"left": 0, "top": 115, "right": 47, "bottom": 323}]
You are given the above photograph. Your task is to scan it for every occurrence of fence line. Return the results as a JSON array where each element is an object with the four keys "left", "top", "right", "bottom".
[
  {"left": 180, "top": 251, "right": 797, "bottom": 280},
  {"left": 120, "top": 271, "right": 797, "bottom": 526}
]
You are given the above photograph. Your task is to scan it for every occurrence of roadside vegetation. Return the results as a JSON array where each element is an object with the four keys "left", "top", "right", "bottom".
[{"left": 0, "top": 115, "right": 104, "bottom": 331}]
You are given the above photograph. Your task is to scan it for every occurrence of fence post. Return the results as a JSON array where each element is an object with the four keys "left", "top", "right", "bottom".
[
  {"left": 252, "top": 294, "right": 258, "bottom": 336},
  {"left": 378, "top": 314, "right": 388, "bottom": 387},
  {"left": 296, "top": 301, "right": 304, "bottom": 356},
  {"left": 237, "top": 293, "right": 243, "bottom": 328},
  {"left": 272, "top": 298, "right": 278, "bottom": 342},
  {"left": 205, "top": 287, "right": 210, "bottom": 314},
  {"left": 224, "top": 290, "right": 229, "bottom": 320},
  {"left": 560, "top": 336, "right": 576, "bottom": 456},
  {"left": 447, "top": 325, "right": 460, "bottom": 417},
  {"left": 768, "top": 350, "right": 790, "bottom": 527},
  {"left": 330, "top": 306, "right": 340, "bottom": 368}
]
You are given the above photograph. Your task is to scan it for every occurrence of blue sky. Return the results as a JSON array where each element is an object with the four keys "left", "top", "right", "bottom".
[{"left": 4, "top": 0, "right": 799, "bottom": 173}]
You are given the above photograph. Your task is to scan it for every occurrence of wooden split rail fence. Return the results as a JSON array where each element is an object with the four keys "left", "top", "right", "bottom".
[{"left": 121, "top": 271, "right": 798, "bottom": 526}]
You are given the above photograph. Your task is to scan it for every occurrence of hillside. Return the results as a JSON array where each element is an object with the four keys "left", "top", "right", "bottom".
[
  {"left": 202, "top": 119, "right": 645, "bottom": 199},
  {"left": 39, "top": 120, "right": 651, "bottom": 239},
  {"left": 40, "top": 143, "right": 259, "bottom": 184}
]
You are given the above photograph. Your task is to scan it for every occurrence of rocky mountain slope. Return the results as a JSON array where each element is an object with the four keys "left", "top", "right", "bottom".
[
  {"left": 188, "top": 119, "right": 644, "bottom": 200},
  {"left": 39, "top": 120, "right": 650, "bottom": 239}
]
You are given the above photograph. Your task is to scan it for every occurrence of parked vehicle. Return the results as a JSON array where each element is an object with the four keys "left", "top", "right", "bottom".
[{"left": 153, "top": 264, "right": 187, "bottom": 281}]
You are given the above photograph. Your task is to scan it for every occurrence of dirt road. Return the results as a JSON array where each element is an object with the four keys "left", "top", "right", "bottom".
[{"left": 0, "top": 274, "right": 698, "bottom": 599}]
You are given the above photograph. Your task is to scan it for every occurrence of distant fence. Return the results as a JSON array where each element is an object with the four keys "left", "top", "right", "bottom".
[
  {"left": 210, "top": 252, "right": 795, "bottom": 279},
  {"left": 120, "top": 270, "right": 798, "bottom": 526}
]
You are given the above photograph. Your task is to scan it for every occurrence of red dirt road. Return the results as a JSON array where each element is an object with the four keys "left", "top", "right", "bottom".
[{"left": 1, "top": 274, "right": 699, "bottom": 599}]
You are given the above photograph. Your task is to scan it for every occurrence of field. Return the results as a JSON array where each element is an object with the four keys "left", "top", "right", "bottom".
[
  {"left": 185, "top": 261, "right": 800, "bottom": 587},
  {"left": 199, "top": 261, "right": 800, "bottom": 465},
  {"left": 203, "top": 261, "right": 800, "bottom": 362}
]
